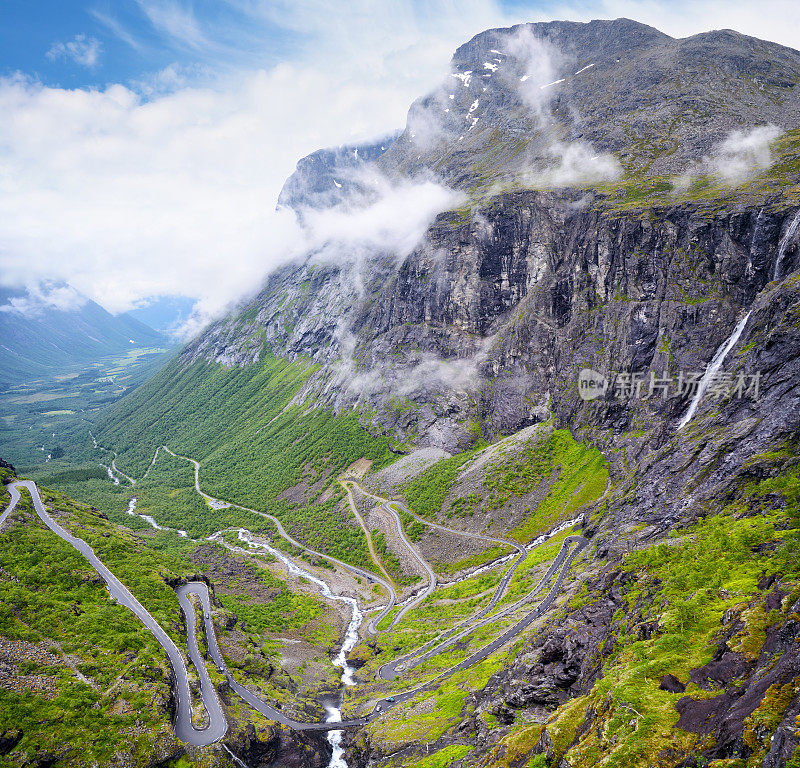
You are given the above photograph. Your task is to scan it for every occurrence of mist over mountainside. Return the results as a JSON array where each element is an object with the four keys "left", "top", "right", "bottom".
[
  {"left": 125, "top": 295, "right": 198, "bottom": 336},
  {"left": 274, "top": 19, "right": 800, "bottom": 212},
  {"left": 5, "top": 15, "right": 800, "bottom": 768},
  {"left": 177, "top": 18, "right": 800, "bottom": 493}
]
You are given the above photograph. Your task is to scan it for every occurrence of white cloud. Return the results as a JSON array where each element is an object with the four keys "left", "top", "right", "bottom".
[
  {"left": 0, "top": 72, "right": 460, "bottom": 336},
  {"left": 90, "top": 10, "right": 145, "bottom": 53},
  {"left": 0, "top": 282, "right": 86, "bottom": 316},
  {"left": 46, "top": 35, "right": 102, "bottom": 68},
  {"left": 524, "top": 141, "right": 623, "bottom": 187},
  {"left": 502, "top": 26, "right": 562, "bottom": 113},
  {"left": 136, "top": 0, "right": 208, "bottom": 51},
  {"left": 302, "top": 173, "right": 462, "bottom": 260},
  {"left": 709, "top": 124, "right": 782, "bottom": 182},
  {"left": 394, "top": 342, "right": 495, "bottom": 397},
  {"left": 333, "top": 329, "right": 496, "bottom": 402},
  {"left": 5, "top": 0, "right": 800, "bottom": 340},
  {"left": 0, "top": 1, "right": 515, "bottom": 336},
  {"left": 669, "top": 123, "right": 782, "bottom": 188}
]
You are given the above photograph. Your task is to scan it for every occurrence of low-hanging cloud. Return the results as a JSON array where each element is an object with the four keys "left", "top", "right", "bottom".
[
  {"left": 175, "top": 167, "right": 460, "bottom": 339},
  {"left": 519, "top": 141, "right": 622, "bottom": 187},
  {"left": 708, "top": 124, "right": 782, "bottom": 182},
  {"left": 333, "top": 329, "right": 496, "bottom": 403},
  {"left": 670, "top": 123, "right": 783, "bottom": 190},
  {"left": 0, "top": 0, "right": 516, "bottom": 338},
  {"left": 501, "top": 26, "right": 562, "bottom": 115},
  {"left": 0, "top": 282, "right": 87, "bottom": 316},
  {"left": 301, "top": 172, "right": 463, "bottom": 261},
  {"left": 394, "top": 340, "right": 495, "bottom": 398}
]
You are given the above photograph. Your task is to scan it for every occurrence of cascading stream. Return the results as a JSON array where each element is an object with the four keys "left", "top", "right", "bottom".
[
  {"left": 126, "top": 497, "right": 188, "bottom": 538},
  {"left": 80, "top": 442, "right": 585, "bottom": 765},
  {"left": 773, "top": 208, "right": 800, "bottom": 281},
  {"left": 677, "top": 311, "right": 752, "bottom": 430},
  {"left": 325, "top": 600, "right": 363, "bottom": 768},
  {"left": 229, "top": 530, "right": 361, "bottom": 768}
]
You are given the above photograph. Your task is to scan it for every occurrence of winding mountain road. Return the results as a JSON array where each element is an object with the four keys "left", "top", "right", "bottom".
[
  {"left": 341, "top": 481, "right": 437, "bottom": 629},
  {"left": 341, "top": 480, "right": 399, "bottom": 597},
  {"left": 1, "top": 481, "right": 227, "bottom": 746},
  {"left": 143, "top": 447, "right": 588, "bottom": 693},
  {"left": 161, "top": 447, "right": 397, "bottom": 634},
  {"left": 348, "top": 484, "right": 534, "bottom": 633},
  {"left": 378, "top": 533, "right": 586, "bottom": 680},
  {"left": 381, "top": 499, "right": 438, "bottom": 628},
  {"left": 175, "top": 533, "right": 587, "bottom": 730},
  {"left": 1, "top": 453, "right": 589, "bottom": 740},
  {"left": 355, "top": 485, "right": 529, "bottom": 608}
]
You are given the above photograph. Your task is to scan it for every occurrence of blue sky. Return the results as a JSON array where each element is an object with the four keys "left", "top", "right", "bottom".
[
  {"left": 1, "top": 0, "right": 799, "bottom": 334},
  {"left": 5, "top": 0, "right": 795, "bottom": 107},
  {"left": 0, "top": 0, "right": 302, "bottom": 89},
  {"left": 0, "top": 1, "right": 546, "bottom": 93}
]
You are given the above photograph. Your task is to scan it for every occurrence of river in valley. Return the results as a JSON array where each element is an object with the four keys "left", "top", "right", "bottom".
[{"left": 230, "top": 530, "right": 362, "bottom": 768}]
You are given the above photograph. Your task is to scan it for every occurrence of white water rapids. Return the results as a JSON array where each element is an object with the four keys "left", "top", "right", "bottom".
[
  {"left": 101, "top": 464, "right": 120, "bottom": 485},
  {"left": 126, "top": 497, "right": 188, "bottom": 538},
  {"left": 229, "top": 530, "right": 361, "bottom": 768}
]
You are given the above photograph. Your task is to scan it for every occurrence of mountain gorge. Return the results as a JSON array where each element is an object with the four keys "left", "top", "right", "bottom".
[{"left": 3, "top": 16, "right": 800, "bottom": 768}]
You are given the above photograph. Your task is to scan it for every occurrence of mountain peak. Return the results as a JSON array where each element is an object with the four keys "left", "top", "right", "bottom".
[{"left": 453, "top": 17, "right": 671, "bottom": 66}]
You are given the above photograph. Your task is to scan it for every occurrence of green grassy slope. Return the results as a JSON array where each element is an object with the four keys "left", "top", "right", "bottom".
[
  {"left": 83, "top": 353, "right": 397, "bottom": 566},
  {"left": 0, "top": 470, "right": 343, "bottom": 767},
  {"left": 95, "top": 354, "right": 396, "bottom": 494},
  {"left": 0, "top": 474, "right": 193, "bottom": 767},
  {"left": 402, "top": 428, "right": 608, "bottom": 544},
  {"left": 364, "top": 458, "right": 800, "bottom": 768}
]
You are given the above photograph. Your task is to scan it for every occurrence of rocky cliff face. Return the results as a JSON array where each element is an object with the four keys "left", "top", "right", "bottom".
[
  {"left": 277, "top": 138, "right": 397, "bottom": 212},
  {"left": 189, "top": 18, "right": 800, "bottom": 470},
  {"left": 185, "top": 189, "right": 800, "bottom": 457}
]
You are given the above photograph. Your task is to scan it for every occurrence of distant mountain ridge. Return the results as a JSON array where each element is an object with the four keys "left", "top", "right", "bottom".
[{"left": 0, "top": 284, "right": 168, "bottom": 385}]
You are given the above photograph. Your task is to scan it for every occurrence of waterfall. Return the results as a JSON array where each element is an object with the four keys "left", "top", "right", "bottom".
[
  {"left": 773, "top": 208, "right": 800, "bottom": 281},
  {"left": 677, "top": 311, "right": 752, "bottom": 430},
  {"left": 222, "top": 744, "right": 253, "bottom": 768}
]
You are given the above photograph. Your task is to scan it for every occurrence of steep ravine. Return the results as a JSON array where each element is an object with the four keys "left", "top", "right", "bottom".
[{"left": 176, "top": 192, "right": 800, "bottom": 768}]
